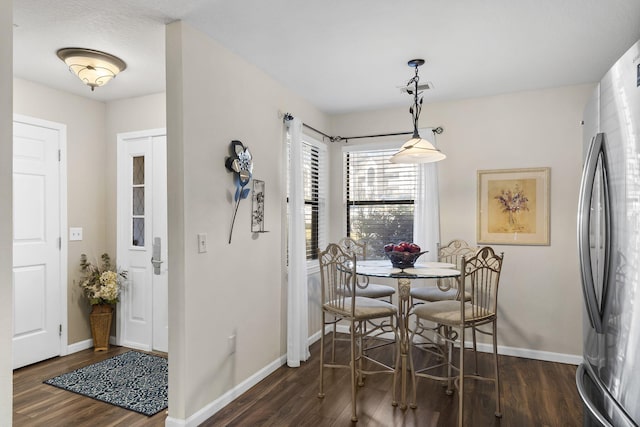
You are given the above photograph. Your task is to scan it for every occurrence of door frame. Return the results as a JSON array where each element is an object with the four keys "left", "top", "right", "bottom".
[
  {"left": 13, "top": 114, "right": 68, "bottom": 359},
  {"left": 115, "top": 128, "right": 167, "bottom": 351}
]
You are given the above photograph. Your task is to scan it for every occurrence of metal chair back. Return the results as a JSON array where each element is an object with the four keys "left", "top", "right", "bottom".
[{"left": 318, "top": 243, "right": 357, "bottom": 315}]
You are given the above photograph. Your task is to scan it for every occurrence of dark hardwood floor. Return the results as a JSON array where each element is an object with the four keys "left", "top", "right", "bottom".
[
  {"left": 14, "top": 336, "right": 582, "bottom": 426},
  {"left": 203, "top": 336, "right": 582, "bottom": 426},
  {"left": 13, "top": 346, "right": 167, "bottom": 427}
]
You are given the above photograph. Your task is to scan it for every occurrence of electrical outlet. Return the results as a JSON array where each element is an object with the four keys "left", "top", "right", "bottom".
[
  {"left": 228, "top": 333, "right": 236, "bottom": 355},
  {"left": 69, "top": 227, "right": 83, "bottom": 241},
  {"left": 197, "top": 233, "right": 207, "bottom": 253}
]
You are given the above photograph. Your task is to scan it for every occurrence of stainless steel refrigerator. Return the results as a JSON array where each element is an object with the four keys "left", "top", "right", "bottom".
[{"left": 577, "top": 39, "right": 640, "bottom": 427}]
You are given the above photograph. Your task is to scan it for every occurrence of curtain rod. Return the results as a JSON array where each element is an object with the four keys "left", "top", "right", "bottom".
[
  {"left": 283, "top": 113, "right": 334, "bottom": 141},
  {"left": 283, "top": 112, "right": 443, "bottom": 143}
]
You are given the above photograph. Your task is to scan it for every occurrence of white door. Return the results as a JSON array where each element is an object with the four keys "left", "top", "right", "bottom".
[
  {"left": 117, "top": 129, "right": 168, "bottom": 352},
  {"left": 12, "top": 116, "right": 66, "bottom": 369}
]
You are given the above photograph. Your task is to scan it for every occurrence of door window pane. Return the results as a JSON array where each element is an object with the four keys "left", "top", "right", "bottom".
[
  {"left": 133, "top": 187, "right": 145, "bottom": 215},
  {"left": 133, "top": 156, "right": 145, "bottom": 185},
  {"left": 132, "top": 155, "right": 145, "bottom": 247},
  {"left": 133, "top": 218, "right": 145, "bottom": 247}
]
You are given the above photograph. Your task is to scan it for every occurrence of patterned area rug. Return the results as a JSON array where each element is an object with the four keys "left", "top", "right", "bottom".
[{"left": 44, "top": 350, "right": 168, "bottom": 416}]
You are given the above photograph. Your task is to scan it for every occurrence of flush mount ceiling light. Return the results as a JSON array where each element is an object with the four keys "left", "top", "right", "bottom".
[
  {"left": 56, "top": 48, "right": 127, "bottom": 91},
  {"left": 390, "top": 59, "right": 446, "bottom": 164}
]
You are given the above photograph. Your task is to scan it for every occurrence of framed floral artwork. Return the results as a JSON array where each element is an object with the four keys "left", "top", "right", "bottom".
[{"left": 477, "top": 167, "right": 550, "bottom": 245}]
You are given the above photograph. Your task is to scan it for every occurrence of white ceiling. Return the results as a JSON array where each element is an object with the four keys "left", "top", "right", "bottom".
[{"left": 12, "top": 0, "right": 640, "bottom": 114}]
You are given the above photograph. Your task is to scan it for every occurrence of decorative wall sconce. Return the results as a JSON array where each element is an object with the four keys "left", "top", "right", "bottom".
[{"left": 56, "top": 47, "right": 127, "bottom": 91}]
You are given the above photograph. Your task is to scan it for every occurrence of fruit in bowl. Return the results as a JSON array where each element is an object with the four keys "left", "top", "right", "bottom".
[{"left": 384, "top": 242, "right": 427, "bottom": 269}]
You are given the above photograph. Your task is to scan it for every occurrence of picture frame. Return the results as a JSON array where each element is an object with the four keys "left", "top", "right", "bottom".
[
  {"left": 251, "top": 179, "right": 266, "bottom": 233},
  {"left": 477, "top": 167, "right": 550, "bottom": 245}
]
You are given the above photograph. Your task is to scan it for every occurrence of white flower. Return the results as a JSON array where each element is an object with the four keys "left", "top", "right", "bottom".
[{"left": 79, "top": 253, "right": 127, "bottom": 305}]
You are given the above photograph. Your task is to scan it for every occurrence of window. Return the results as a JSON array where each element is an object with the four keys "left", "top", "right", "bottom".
[
  {"left": 344, "top": 148, "right": 417, "bottom": 259},
  {"left": 289, "top": 135, "right": 327, "bottom": 261}
]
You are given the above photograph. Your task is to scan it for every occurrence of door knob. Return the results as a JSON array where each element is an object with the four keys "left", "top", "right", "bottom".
[{"left": 151, "top": 237, "right": 163, "bottom": 275}]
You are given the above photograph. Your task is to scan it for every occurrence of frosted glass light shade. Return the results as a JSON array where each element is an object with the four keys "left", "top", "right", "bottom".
[
  {"left": 390, "top": 137, "right": 446, "bottom": 163},
  {"left": 57, "top": 48, "right": 127, "bottom": 91}
]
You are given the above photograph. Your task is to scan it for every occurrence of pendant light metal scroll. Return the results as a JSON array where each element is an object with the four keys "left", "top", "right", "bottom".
[{"left": 390, "top": 59, "right": 446, "bottom": 164}]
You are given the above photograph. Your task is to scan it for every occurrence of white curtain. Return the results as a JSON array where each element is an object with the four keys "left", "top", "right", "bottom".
[
  {"left": 286, "top": 117, "right": 310, "bottom": 367},
  {"left": 413, "top": 154, "right": 441, "bottom": 262}
]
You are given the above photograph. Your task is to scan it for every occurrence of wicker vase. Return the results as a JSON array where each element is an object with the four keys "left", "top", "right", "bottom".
[{"left": 90, "top": 304, "right": 113, "bottom": 352}]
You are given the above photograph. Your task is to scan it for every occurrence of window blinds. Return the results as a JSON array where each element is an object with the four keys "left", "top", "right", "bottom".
[
  {"left": 302, "top": 140, "right": 327, "bottom": 260},
  {"left": 345, "top": 148, "right": 417, "bottom": 259}
]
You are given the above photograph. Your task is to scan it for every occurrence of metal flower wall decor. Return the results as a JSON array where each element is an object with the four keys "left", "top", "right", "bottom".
[{"left": 225, "top": 140, "right": 253, "bottom": 243}]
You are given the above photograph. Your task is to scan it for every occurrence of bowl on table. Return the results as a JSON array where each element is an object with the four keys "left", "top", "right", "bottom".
[{"left": 384, "top": 250, "right": 427, "bottom": 269}]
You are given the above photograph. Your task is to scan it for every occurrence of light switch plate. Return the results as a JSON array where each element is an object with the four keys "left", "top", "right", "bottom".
[
  {"left": 197, "top": 233, "right": 207, "bottom": 253},
  {"left": 69, "top": 227, "right": 83, "bottom": 241}
]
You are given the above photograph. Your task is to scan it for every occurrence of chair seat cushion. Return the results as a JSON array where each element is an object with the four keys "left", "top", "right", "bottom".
[
  {"left": 325, "top": 296, "right": 397, "bottom": 320},
  {"left": 355, "top": 283, "right": 395, "bottom": 298},
  {"left": 412, "top": 300, "right": 493, "bottom": 325},
  {"left": 411, "top": 286, "right": 457, "bottom": 302},
  {"left": 410, "top": 286, "right": 471, "bottom": 302}
]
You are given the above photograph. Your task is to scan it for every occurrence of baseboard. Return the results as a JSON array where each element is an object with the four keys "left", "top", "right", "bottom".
[
  {"left": 167, "top": 354, "right": 287, "bottom": 427},
  {"left": 66, "top": 336, "right": 119, "bottom": 355},
  {"left": 66, "top": 339, "right": 93, "bottom": 354},
  {"left": 333, "top": 324, "right": 581, "bottom": 365},
  {"left": 472, "top": 342, "right": 582, "bottom": 365},
  {"left": 308, "top": 328, "right": 324, "bottom": 346},
  {"left": 164, "top": 416, "right": 185, "bottom": 427}
]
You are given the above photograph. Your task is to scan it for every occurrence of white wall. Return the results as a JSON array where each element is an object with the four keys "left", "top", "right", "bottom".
[
  {"left": 165, "top": 21, "right": 329, "bottom": 422},
  {"left": 330, "top": 84, "right": 595, "bottom": 358},
  {"left": 0, "top": 0, "right": 13, "bottom": 424}
]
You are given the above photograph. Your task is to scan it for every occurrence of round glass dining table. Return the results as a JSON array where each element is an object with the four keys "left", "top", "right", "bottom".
[{"left": 354, "top": 259, "right": 461, "bottom": 409}]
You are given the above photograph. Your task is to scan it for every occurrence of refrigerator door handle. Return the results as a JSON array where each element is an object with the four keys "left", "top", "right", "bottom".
[
  {"left": 576, "top": 364, "right": 614, "bottom": 427},
  {"left": 578, "top": 133, "right": 610, "bottom": 333},
  {"left": 577, "top": 364, "right": 638, "bottom": 427}
]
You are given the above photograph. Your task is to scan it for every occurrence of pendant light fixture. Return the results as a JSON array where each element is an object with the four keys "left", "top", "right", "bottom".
[
  {"left": 56, "top": 48, "right": 127, "bottom": 91},
  {"left": 390, "top": 59, "right": 446, "bottom": 164}
]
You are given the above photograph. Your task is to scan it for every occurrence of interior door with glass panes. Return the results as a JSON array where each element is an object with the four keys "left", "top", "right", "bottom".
[{"left": 116, "top": 129, "right": 168, "bottom": 352}]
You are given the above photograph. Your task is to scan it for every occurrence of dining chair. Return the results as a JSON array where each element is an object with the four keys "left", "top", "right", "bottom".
[
  {"left": 409, "top": 246, "right": 504, "bottom": 427},
  {"left": 338, "top": 237, "right": 396, "bottom": 302},
  {"left": 337, "top": 237, "right": 397, "bottom": 357},
  {"left": 410, "top": 239, "right": 480, "bottom": 368},
  {"left": 317, "top": 243, "right": 399, "bottom": 423},
  {"left": 410, "top": 239, "right": 477, "bottom": 304}
]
